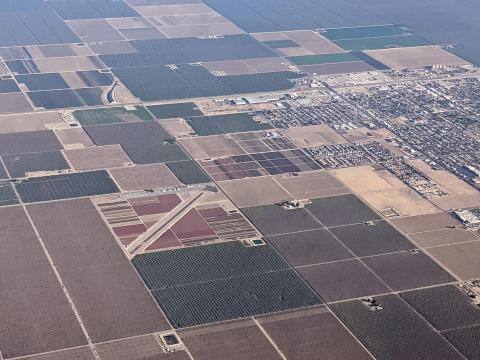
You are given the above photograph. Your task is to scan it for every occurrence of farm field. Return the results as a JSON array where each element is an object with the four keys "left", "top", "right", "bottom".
[
  {"left": 180, "top": 319, "right": 282, "bottom": 360},
  {"left": 0, "top": 0, "right": 479, "bottom": 359},
  {"left": 257, "top": 307, "right": 374, "bottom": 360},
  {"left": 133, "top": 241, "right": 320, "bottom": 327},
  {"left": 331, "top": 295, "right": 464, "bottom": 360}
]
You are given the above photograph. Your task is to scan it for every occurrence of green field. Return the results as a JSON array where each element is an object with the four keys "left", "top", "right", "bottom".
[
  {"left": 333, "top": 35, "right": 432, "bottom": 51},
  {"left": 187, "top": 113, "right": 272, "bottom": 136},
  {"left": 73, "top": 106, "right": 153, "bottom": 126},
  {"left": 147, "top": 102, "right": 204, "bottom": 120},
  {"left": 321, "top": 25, "right": 413, "bottom": 40},
  {"left": 288, "top": 53, "right": 359, "bottom": 65}
]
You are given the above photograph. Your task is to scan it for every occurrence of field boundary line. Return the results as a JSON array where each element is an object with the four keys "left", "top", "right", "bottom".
[
  {"left": 252, "top": 318, "right": 288, "bottom": 360},
  {"left": 22, "top": 206, "right": 100, "bottom": 360}
]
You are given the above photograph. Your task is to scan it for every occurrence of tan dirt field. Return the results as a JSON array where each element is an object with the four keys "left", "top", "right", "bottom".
[
  {"left": 411, "top": 228, "right": 479, "bottom": 248},
  {"left": 282, "top": 124, "right": 347, "bottom": 147},
  {"left": 343, "top": 127, "right": 395, "bottom": 143},
  {"left": 55, "top": 128, "right": 94, "bottom": 148},
  {"left": 364, "top": 45, "right": 470, "bottom": 69},
  {"left": 427, "top": 241, "right": 480, "bottom": 280},
  {"left": 219, "top": 176, "right": 294, "bottom": 207},
  {"left": 244, "top": 58, "right": 291, "bottom": 73},
  {"left": 109, "top": 164, "right": 181, "bottom": 191},
  {"left": 333, "top": 165, "right": 439, "bottom": 217},
  {"left": 392, "top": 212, "right": 461, "bottom": 234},
  {"left": 409, "top": 159, "right": 480, "bottom": 210},
  {"left": 64, "top": 145, "right": 131, "bottom": 171},
  {"left": 179, "top": 135, "right": 246, "bottom": 159},
  {"left": 160, "top": 23, "right": 243, "bottom": 38},
  {"left": 160, "top": 119, "right": 194, "bottom": 137},
  {"left": 135, "top": 4, "right": 214, "bottom": 17},
  {"left": 33, "top": 57, "right": 103, "bottom": 73},
  {"left": 252, "top": 32, "right": 289, "bottom": 42},
  {"left": 0, "top": 93, "right": 33, "bottom": 114},
  {"left": 202, "top": 60, "right": 257, "bottom": 76},
  {"left": 392, "top": 211, "right": 480, "bottom": 248},
  {"left": 107, "top": 17, "right": 152, "bottom": 29},
  {"left": 284, "top": 30, "right": 345, "bottom": 55},
  {"left": 0, "top": 112, "right": 62, "bottom": 134},
  {"left": 275, "top": 171, "right": 350, "bottom": 199}
]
